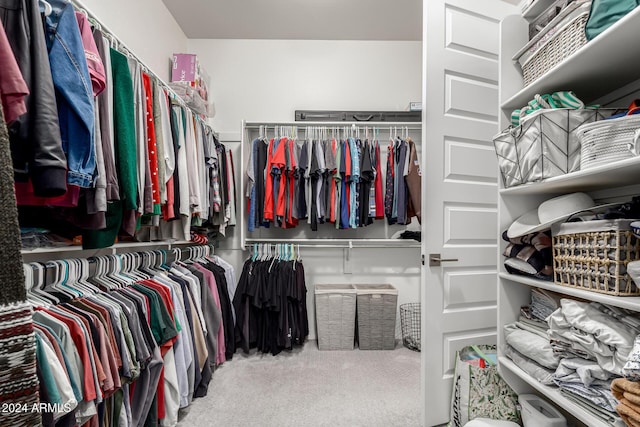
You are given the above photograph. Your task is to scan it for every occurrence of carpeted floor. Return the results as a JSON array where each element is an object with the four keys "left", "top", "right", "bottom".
[{"left": 177, "top": 341, "right": 421, "bottom": 427}]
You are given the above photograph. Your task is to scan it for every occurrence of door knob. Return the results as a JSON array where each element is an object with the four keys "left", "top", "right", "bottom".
[{"left": 429, "top": 253, "right": 459, "bottom": 267}]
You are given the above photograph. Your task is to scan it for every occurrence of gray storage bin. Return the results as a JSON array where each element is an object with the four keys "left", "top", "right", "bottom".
[
  {"left": 354, "top": 284, "right": 398, "bottom": 350},
  {"left": 315, "top": 284, "right": 357, "bottom": 350}
]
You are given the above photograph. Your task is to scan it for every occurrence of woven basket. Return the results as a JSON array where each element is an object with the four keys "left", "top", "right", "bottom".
[
  {"left": 519, "top": 5, "right": 589, "bottom": 86},
  {"left": 577, "top": 114, "right": 640, "bottom": 170},
  {"left": 552, "top": 219, "right": 640, "bottom": 296}
]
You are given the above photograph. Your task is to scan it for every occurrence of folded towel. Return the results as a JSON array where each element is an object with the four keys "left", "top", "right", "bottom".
[
  {"left": 615, "top": 400, "right": 640, "bottom": 427},
  {"left": 612, "top": 379, "right": 640, "bottom": 426},
  {"left": 612, "top": 378, "right": 640, "bottom": 398}
]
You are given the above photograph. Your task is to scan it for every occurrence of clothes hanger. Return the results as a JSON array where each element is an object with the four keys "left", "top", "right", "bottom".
[
  {"left": 77, "top": 258, "right": 101, "bottom": 294},
  {"left": 50, "top": 260, "right": 80, "bottom": 299},
  {"left": 24, "top": 264, "right": 51, "bottom": 307},
  {"left": 66, "top": 258, "right": 95, "bottom": 297},
  {"left": 40, "top": 0, "right": 52, "bottom": 17}
]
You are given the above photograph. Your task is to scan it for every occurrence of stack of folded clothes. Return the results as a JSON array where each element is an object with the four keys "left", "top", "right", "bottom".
[
  {"left": 503, "top": 288, "right": 564, "bottom": 386},
  {"left": 548, "top": 299, "right": 640, "bottom": 423},
  {"left": 502, "top": 230, "right": 553, "bottom": 280}
]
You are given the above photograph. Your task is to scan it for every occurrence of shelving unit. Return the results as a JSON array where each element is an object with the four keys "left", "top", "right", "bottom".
[{"left": 497, "top": 8, "right": 640, "bottom": 427}]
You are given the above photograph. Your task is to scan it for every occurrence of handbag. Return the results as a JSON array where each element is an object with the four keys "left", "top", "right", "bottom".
[
  {"left": 585, "top": 0, "right": 640, "bottom": 40},
  {"left": 448, "top": 345, "right": 521, "bottom": 427}
]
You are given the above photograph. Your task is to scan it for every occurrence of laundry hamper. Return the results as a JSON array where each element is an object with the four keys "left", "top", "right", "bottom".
[
  {"left": 354, "top": 284, "right": 398, "bottom": 350},
  {"left": 314, "top": 284, "right": 357, "bottom": 350},
  {"left": 400, "top": 303, "right": 421, "bottom": 351},
  {"left": 552, "top": 219, "right": 640, "bottom": 296},
  {"left": 577, "top": 114, "right": 640, "bottom": 171}
]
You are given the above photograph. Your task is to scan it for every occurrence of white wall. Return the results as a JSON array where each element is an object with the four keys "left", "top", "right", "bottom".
[
  {"left": 187, "top": 39, "right": 422, "bottom": 138},
  {"left": 188, "top": 38, "right": 423, "bottom": 340},
  {"left": 79, "top": 0, "right": 188, "bottom": 82}
]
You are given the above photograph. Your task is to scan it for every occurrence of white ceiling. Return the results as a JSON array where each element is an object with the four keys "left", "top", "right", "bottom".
[{"left": 161, "top": 0, "right": 423, "bottom": 41}]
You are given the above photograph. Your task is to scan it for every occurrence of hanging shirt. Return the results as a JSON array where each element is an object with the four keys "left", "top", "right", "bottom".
[
  {"left": 385, "top": 142, "right": 395, "bottom": 224},
  {"left": 247, "top": 138, "right": 258, "bottom": 232},
  {"left": 348, "top": 138, "right": 360, "bottom": 229}
]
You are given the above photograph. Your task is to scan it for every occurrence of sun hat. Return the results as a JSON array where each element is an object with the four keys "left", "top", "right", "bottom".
[{"left": 507, "top": 192, "right": 616, "bottom": 238}]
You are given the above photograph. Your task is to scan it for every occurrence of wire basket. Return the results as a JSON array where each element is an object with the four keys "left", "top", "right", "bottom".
[{"left": 400, "top": 303, "right": 421, "bottom": 352}]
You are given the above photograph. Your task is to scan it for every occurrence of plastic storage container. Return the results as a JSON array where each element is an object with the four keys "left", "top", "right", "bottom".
[
  {"left": 314, "top": 284, "right": 357, "bottom": 350},
  {"left": 519, "top": 394, "right": 566, "bottom": 427},
  {"left": 354, "top": 284, "right": 398, "bottom": 350}
]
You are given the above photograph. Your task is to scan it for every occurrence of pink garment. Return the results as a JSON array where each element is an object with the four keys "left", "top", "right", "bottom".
[
  {"left": 0, "top": 20, "right": 28, "bottom": 123},
  {"left": 193, "top": 263, "right": 226, "bottom": 365},
  {"left": 75, "top": 12, "right": 106, "bottom": 97}
]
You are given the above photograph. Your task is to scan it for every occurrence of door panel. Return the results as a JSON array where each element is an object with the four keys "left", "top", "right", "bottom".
[
  {"left": 421, "top": 0, "right": 518, "bottom": 425},
  {"left": 445, "top": 73, "right": 499, "bottom": 120},
  {"left": 444, "top": 269, "right": 497, "bottom": 309},
  {"left": 445, "top": 138, "right": 499, "bottom": 183}
]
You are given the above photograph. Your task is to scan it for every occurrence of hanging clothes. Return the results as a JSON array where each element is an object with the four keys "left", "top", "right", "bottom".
[
  {"left": 25, "top": 247, "right": 238, "bottom": 427},
  {"left": 234, "top": 249, "right": 308, "bottom": 356},
  {"left": 248, "top": 128, "right": 399, "bottom": 232},
  {"left": 0, "top": 3, "right": 233, "bottom": 251}
]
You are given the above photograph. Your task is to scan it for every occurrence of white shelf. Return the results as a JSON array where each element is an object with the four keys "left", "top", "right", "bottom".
[
  {"left": 499, "top": 356, "right": 620, "bottom": 427},
  {"left": 500, "top": 272, "right": 640, "bottom": 311},
  {"left": 500, "top": 156, "right": 640, "bottom": 196},
  {"left": 501, "top": 7, "right": 640, "bottom": 111}
]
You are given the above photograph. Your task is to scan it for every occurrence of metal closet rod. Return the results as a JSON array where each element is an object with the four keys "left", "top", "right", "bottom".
[
  {"left": 245, "top": 238, "right": 420, "bottom": 248},
  {"left": 69, "top": 0, "right": 215, "bottom": 133},
  {"left": 244, "top": 122, "right": 422, "bottom": 130}
]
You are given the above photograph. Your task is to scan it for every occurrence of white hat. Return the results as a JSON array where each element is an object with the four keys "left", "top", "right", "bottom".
[{"left": 507, "top": 192, "right": 616, "bottom": 239}]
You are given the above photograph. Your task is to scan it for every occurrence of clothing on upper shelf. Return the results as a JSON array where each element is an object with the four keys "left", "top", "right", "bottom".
[
  {"left": 25, "top": 249, "right": 238, "bottom": 427},
  {"left": 246, "top": 131, "right": 421, "bottom": 232},
  {"left": 0, "top": 2, "right": 235, "bottom": 249}
]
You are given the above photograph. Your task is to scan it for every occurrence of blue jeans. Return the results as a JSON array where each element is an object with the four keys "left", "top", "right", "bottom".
[{"left": 45, "top": 0, "right": 96, "bottom": 187}]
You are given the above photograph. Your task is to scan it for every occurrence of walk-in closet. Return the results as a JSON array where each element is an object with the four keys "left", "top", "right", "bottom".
[{"left": 5, "top": 0, "right": 640, "bottom": 426}]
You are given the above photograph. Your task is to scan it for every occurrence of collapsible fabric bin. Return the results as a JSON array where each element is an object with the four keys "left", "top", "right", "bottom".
[
  {"left": 314, "top": 284, "right": 357, "bottom": 350},
  {"left": 354, "top": 284, "right": 398, "bottom": 350},
  {"left": 493, "top": 108, "right": 616, "bottom": 188}
]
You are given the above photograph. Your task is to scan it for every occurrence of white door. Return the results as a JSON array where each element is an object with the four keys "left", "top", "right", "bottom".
[{"left": 421, "top": 1, "right": 518, "bottom": 425}]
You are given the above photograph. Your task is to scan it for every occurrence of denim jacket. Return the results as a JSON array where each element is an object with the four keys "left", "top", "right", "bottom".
[{"left": 44, "top": 0, "right": 96, "bottom": 187}]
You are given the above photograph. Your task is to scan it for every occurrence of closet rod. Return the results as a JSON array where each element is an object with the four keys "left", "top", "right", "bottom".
[
  {"left": 69, "top": 0, "right": 215, "bottom": 133},
  {"left": 245, "top": 238, "right": 420, "bottom": 248},
  {"left": 244, "top": 122, "right": 421, "bottom": 130}
]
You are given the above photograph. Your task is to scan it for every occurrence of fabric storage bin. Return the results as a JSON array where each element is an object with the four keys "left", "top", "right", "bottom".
[
  {"left": 354, "top": 284, "right": 398, "bottom": 350},
  {"left": 515, "top": 1, "right": 590, "bottom": 86},
  {"left": 552, "top": 219, "right": 640, "bottom": 296},
  {"left": 314, "top": 284, "right": 357, "bottom": 350},
  {"left": 577, "top": 113, "right": 640, "bottom": 170},
  {"left": 493, "top": 108, "right": 614, "bottom": 187}
]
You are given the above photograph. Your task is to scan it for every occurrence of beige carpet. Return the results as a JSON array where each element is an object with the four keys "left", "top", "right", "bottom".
[{"left": 177, "top": 341, "right": 421, "bottom": 427}]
